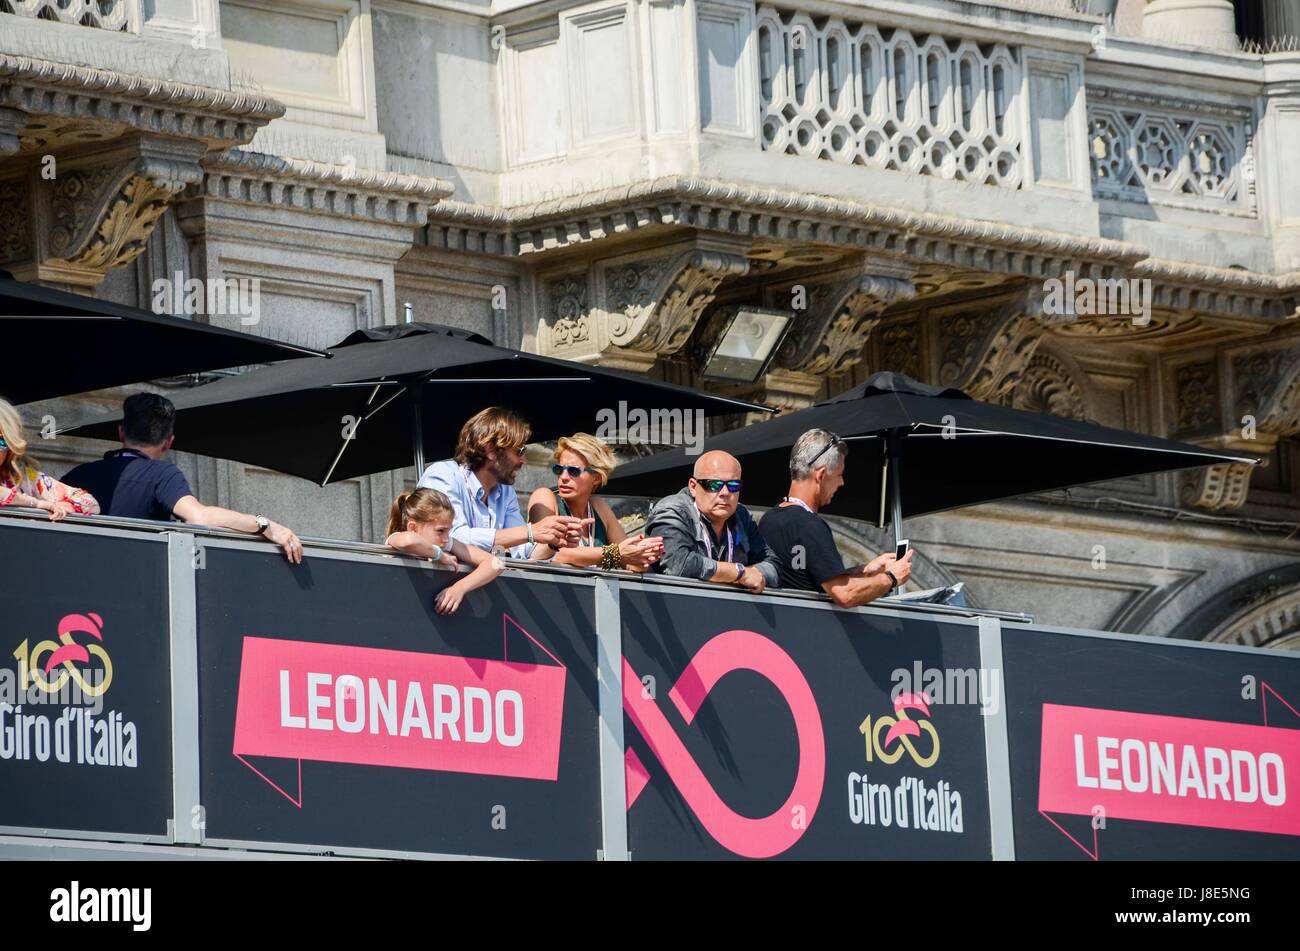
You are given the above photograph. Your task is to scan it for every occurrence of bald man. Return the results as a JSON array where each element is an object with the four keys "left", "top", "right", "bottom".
[{"left": 645, "top": 450, "right": 781, "bottom": 593}]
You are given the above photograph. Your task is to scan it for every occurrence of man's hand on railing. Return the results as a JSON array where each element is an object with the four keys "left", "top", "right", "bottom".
[
  {"left": 532, "top": 514, "right": 587, "bottom": 548},
  {"left": 737, "top": 564, "right": 767, "bottom": 594}
]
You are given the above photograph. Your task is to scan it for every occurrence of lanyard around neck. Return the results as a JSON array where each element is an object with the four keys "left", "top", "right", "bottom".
[
  {"left": 782, "top": 496, "right": 815, "bottom": 515},
  {"left": 700, "top": 515, "right": 734, "bottom": 563}
]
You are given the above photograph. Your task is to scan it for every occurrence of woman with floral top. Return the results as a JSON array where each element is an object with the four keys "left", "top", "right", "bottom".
[{"left": 0, "top": 398, "right": 99, "bottom": 521}]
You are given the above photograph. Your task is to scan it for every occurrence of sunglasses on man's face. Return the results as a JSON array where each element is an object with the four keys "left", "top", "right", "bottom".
[
  {"left": 552, "top": 463, "right": 599, "bottom": 479},
  {"left": 696, "top": 478, "right": 742, "bottom": 494}
]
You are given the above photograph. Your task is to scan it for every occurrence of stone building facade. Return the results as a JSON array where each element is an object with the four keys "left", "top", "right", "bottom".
[{"left": 2, "top": 0, "right": 1299, "bottom": 645}]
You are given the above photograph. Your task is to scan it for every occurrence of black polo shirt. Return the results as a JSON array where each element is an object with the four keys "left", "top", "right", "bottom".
[{"left": 63, "top": 449, "right": 192, "bottom": 522}]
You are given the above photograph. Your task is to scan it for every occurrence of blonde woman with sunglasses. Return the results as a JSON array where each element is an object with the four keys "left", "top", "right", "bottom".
[
  {"left": 0, "top": 398, "right": 99, "bottom": 521},
  {"left": 527, "top": 433, "right": 664, "bottom": 571}
]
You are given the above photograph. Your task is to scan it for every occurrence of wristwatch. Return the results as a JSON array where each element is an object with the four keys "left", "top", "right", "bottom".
[
  {"left": 254, "top": 515, "right": 270, "bottom": 536},
  {"left": 734, "top": 562, "right": 748, "bottom": 584},
  {"left": 885, "top": 568, "right": 900, "bottom": 591}
]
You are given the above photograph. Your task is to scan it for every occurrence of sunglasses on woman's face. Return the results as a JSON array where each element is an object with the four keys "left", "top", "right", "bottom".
[
  {"left": 696, "top": 478, "right": 742, "bottom": 494},
  {"left": 0, "top": 437, "right": 7, "bottom": 450},
  {"left": 552, "top": 463, "right": 598, "bottom": 479}
]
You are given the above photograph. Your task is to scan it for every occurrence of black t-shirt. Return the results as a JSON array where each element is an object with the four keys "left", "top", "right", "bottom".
[
  {"left": 62, "top": 449, "right": 192, "bottom": 522},
  {"left": 759, "top": 504, "right": 846, "bottom": 592}
]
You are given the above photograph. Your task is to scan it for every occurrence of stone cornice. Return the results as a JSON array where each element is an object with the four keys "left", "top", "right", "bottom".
[
  {"left": 0, "top": 52, "right": 285, "bottom": 148},
  {"left": 428, "top": 177, "right": 1300, "bottom": 317},
  {"left": 193, "top": 149, "right": 454, "bottom": 227},
  {"left": 432, "top": 176, "right": 1150, "bottom": 266}
]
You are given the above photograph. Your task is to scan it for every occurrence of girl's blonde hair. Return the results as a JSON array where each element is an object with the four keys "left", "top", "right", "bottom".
[
  {"left": 554, "top": 433, "right": 617, "bottom": 488},
  {"left": 386, "top": 487, "right": 454, "bottom": 538},
  {"left": 0, "top": 398, "right": 30, "bottom": 484}
]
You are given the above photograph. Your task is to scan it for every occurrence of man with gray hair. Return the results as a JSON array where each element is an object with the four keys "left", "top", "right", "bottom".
[{"left": 759, "top": 429, "right": 912, "bottom": 607}]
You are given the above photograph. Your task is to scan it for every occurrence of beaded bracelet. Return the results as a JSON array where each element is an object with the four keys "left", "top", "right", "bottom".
[{"left": 598, "top": 543, "right": 625, "bottom": 571}]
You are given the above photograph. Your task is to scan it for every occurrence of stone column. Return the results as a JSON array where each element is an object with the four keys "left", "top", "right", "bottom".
[
  {"left": 1263, "top": 0, "right": 1300, "bottom": 45},
  {"left": 1143, "top": 0, "right": 1239, "bottom": 50}
]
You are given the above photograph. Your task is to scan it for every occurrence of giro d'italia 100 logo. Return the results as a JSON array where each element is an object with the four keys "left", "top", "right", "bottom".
[
  {"left": 848, "top": 690, "right": 966, "bottom": 835},
  {"left": 2, "top": 612, "right": 138, "bottom": 768}
]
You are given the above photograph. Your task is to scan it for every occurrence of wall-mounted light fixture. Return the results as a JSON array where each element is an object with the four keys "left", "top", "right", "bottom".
[{"left": 697, "top": 306, "right": 793, "bottom": 384}]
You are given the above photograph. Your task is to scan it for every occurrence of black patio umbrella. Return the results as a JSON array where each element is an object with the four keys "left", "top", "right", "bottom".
[
  {"left": 62, "top": 322, "right": 772, "bottom": 484},
  {"left": 602, "top": 372, "right": 1259, "bottom": 546},
  {"left": 0, "top": 273, "right": 328, "bottom": 405}
]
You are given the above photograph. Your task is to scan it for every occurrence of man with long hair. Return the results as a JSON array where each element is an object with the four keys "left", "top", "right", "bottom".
[{"left": 416, "top": 407, "right": 584, "bottom": 558}]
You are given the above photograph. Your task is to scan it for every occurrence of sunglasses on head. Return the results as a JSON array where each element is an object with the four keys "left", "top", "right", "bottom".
[
  {"left": 552, "top": 463, "right": 599, "bottom": 478},
  {"left": 806, "top": 432, "right": 843, "bottom": 470},
  {"left": 695, "top": 478, "right": 742, "bottom": 494}
]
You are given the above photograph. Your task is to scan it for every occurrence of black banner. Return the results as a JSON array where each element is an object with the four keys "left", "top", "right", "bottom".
[
  {"left": 1003, "top": 626, "right": 1300, "bottom": 860},
  {"left": 0, "top": 519, "right": 172, "bottom": 836},
  {"left": 619, "top": 584, "right": 993, "bottom": 859},
  {"left": 194, "top": 545, "right": 602, "bottom": 859}
]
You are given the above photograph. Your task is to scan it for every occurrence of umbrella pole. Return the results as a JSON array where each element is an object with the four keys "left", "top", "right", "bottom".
[
  {"left": 886, "top": 433, "right": 904, "bottom": 551},
  {"left": 411, "top": 381, "right": 426, "bottom": 477}
]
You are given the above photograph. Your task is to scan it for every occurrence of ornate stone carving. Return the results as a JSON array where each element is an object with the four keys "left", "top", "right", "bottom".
[
  {"left": 536, "top": 244, "right": 750, "bottom": 371},
  {"left": 0, "top": 0, "right": 134, "bottom": 32},
  {"left": 878, "top": 320, "right": 922, "bottom": 379},
  {"left": 774, "top": 271, "right": 916, "bottom": 378},
  {"left": 1181, "top": 463, "right": 1255, "bottom": 511},
  {"left": 936, "top": 293, "right": 1048, "bottom": 401},
  {"left": 1009, "top": 351, "right": 1086, "bottom": 420},
  {"left": 0, "top": 136, "right": 206, "bottom": 286},
  {"left": 910, "top": 266, "right": 1012, "bottom": 301},
  {"left": 1173, "top": 361, "right": 1219, "bottom": 434},
  {"left": 0, "top": 177, "right": 30, "bottom": 264},
  {"left": 1088, "top": 86, "right": 1255, "bottom": 216},
  {"left": 1233, "top": 347, "right": 1300, "bottom": 435},
  {"left": 546, "top": 273, "right": 590, "bottom": 349},
  {"left": 757, "top": 5, "right": 1024, "bottom": 189},
  {"left": 605, "top": 249, "right": 750, "bottom": 357}
]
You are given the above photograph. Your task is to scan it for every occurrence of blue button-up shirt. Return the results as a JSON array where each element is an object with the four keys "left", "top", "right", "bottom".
[{"left": 416, "top": 459, "right": 533, "bottom": 558}]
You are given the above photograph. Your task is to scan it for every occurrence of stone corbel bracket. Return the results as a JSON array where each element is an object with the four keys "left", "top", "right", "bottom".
[
  {"left": 0, "top": 134, "right": 207, "bottom": 286},
  {"left": 1180, "top": 343, "right": 1300, "bottom": 512},
  {"left": 772, "top": 263, "right": 918, "bottom": 378},
  {"left": 936, "top": 287, "right": 1052, "bottom": 401},
  {"left": 49, "top": 144, "right": 207, "bottom": 271},
  {"left": 0, "top": 52, "right": 286, "bottom": 153},
  {"left": 539, "top": 241, "right": 751, "bottom": 372}
]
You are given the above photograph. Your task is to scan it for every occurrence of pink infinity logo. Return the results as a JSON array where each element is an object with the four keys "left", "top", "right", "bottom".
[{"left": 623, "top": 629, "right": 826, "bottom": 858}]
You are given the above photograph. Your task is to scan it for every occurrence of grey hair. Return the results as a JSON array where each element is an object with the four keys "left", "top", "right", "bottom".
[{"left": 789, "top": 429, "right": 846, "bottom": 479}]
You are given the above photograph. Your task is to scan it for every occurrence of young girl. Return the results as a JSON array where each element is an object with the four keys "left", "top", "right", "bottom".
[
  {"left": 386, "top": 488, "right": 503, "bottom": 615},
  {"left": 0, "top": 398, "right": 99, "bottom": 520}
]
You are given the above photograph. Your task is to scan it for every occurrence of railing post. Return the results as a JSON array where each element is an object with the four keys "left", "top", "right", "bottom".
[
  {"left": 167, "top": 531, "right": 203, "bottom": 846},
  {"left": 594, "top": 576, "right": 629, "bottom": 860},
  {"left": 978, "top": 615, "right": 1016, "bottom": 861}
]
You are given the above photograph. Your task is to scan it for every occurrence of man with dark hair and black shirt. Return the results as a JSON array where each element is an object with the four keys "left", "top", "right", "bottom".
[
  {"left": 63, "top": 392, "right": 304, "bottom": 563},
  {"left": 759, "top": 429, "right": 912, "bottom": 608}
]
